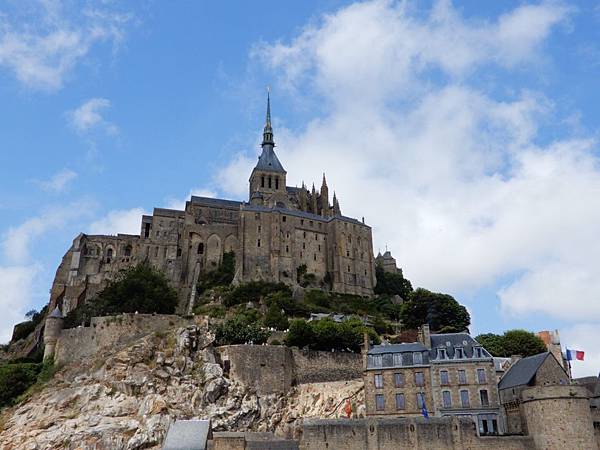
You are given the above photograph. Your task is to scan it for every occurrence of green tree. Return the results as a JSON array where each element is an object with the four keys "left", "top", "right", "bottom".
[
  {"left": 285, "top": 319, "right": 316, "bottom": 348},
  {"left": 400, "top": 288, "right": 470, "bottom": 332},
  {"left": 196, "top": 251, "right": 236, "bottom": 294},
  {"left": 264, "top": 304, "right": 289, "bottom": 331},
  {"left": 64, "top": 262, "right": 178, "bottom": 328},
  {"left": 374, "top": 266, "right": 413, "bottom": 299},
  {"left": 214, "top": 314, "right": 270, "bottom": 345},
  {"left": 476, "top": 330, "right": 547, "bottom": 357},
  {"left": 0, "top": 363, "right": 41, "bottom": 408},
  {"left": 285, "top": 318, "right": 379, "bottom": 352}
]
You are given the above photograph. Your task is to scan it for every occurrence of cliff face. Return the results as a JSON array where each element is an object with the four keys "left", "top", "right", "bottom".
[{"left": 0, "top": 325, "right": 364, "bottom": 450}]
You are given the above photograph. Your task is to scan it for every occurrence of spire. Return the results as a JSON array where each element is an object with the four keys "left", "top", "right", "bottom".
[
  {"left": 322, "top": 173, "right": 327, "bottom": 187},
  {"left": 262, "top": 88, "right": 274, "bottom": 147}
]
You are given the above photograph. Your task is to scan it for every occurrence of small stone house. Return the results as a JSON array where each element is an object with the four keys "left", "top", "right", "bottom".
[{"left": 498, "top": 352, "right": 570, "bottom": 434}]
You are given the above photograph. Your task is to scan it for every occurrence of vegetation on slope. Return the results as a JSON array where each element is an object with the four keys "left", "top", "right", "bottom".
[
  {"left": 475, "top": 330, "right": 547, "bottom": 357},
  {"left": 0, "top": 360, "right": 55, "bottom": 409}
]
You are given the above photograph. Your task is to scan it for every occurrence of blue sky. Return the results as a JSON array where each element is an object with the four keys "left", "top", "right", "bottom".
[{"left": 1, "top": 0, "right": 600, "bottom": 377}]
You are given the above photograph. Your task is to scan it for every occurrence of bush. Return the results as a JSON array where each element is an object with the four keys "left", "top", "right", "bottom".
[
  {"left": 476, "top": 330, "right": 547, "bottom": 357},
  {"left": 224, "top": 281, "right": 291, "bottom": 307},
  {"left": 265, "top": 291, "right": 309, "bottom": 318},
  {"left": 285, "top": 317, "right": 379, "bottom": 352},
  {"left": 193, "top": 304, "right": 226, "bottom": 319},
  {"left": 64, "top": 262, "right": 178, "bottom": 328},
  {"left": 0, "top": 362, "right": 41, "bottom": 408},
  {"left": 264, "top": 304, "right": 289, "bottom": 331},
  {"left": 214, "top": 314, "right": 271, "bottom": 346},
  {"left": 196, "top": 251, "right": 236, "bottom": 294}
]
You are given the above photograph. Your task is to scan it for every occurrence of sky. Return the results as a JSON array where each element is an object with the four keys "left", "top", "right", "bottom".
[{"left": 1, "top": 0, "right": 599, "bottom": 377}]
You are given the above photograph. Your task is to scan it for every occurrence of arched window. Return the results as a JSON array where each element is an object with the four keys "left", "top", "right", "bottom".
[
  {"left": 261, "top": 176, "right": 265, "bottom": 188},
  {"left": 198, "top": 243, "right": 204, "bottom": 254},
  {"left": 124, "top": 245, "right": 132, "bottom": 257},
  {"left": 106, "top": 248, "right": 113, "bottom": 263}
]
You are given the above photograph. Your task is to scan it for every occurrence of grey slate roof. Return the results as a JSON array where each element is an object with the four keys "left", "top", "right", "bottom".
[
  {"left": 430, "top": 333, "right": 491, "bottom": 359},
  {"left": 49, "top": 306, "right": 63, "bottom": 319},
  {"left": 369, "top": 343, "right": 428, "bottom": 354},
  {"left": 162, "top": 420, "right": 211, "bottom": 450},
  {"left": 190, "top": 196, "right": 243, "bottom": 210},
  {"left": 254, "top": 147, "right": 286, "bottom": 173},
  {"left": 498, "top": 352, "right": 550, "bottom": 390},
  {"left": 243, "top": 204, "right": 367, "bottom": 227}
]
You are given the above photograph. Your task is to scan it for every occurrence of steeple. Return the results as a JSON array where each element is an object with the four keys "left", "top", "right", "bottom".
[
  {"left": 262, "top": 89, "right": 274, "bottom": 147},
  {"left": 320, "top": 173, "right": 329, "bottom": 216}
]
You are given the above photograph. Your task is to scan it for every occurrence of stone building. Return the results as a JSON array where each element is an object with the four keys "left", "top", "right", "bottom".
[
  {"left": 498, "top": 351, "right": 570, "bottom": 434},
  {"left": 46, "top": 95, "right": 376, "bottom": 316},
  {"left": 365, "top": 325, "right": 501, "bottom": 435}
]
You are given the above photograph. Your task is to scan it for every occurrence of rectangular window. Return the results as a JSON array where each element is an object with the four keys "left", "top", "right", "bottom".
[
  {"left": 442, "top": 391, "right": 452, "bottom": 408},
  {"left": 477, "top": 368, "right": 487, "bottom": 384},
  {"left": 375, "top": 394, "right": 385, "bottom": 411},
  {"left": 416, "top": 393, "right": 426, "bottom": 409},
  {"left": 394, "top": 373, "right": 404, "bottom": 387},
  {"left": 282, "top": 216, "right": 287, "bottom": 222},
  {"left": 460, "top": 390, "right": 470, "bottom": 407},
  {"left": 440, "top": 370, "right": 449, "bottom": 385},
  {"left": 374, "top": 374, "right": 383, "bottom": 389},
  {"left": 275, "top": 177, "right": 279, "bottom": 189},
  {"left": 310, "top": 221, "right": 313, "bottom": 227},
  {"left": 437, "top": 348, "right": 447, "bottom": 359},
  {"left": 413, "top": 352, "right": 423, "bottom": 365},
  {"left": 257, "top": 239, "right": 261, "bottom": 248},
  {"left": 258, "top": 225, "right": 261, "bottom": 233},
  {"left": 415, "top": 371, "right": 424, "bottom": 387},
  {"left": 455, "top": 348, "right": 465, "bottom": 359},
  {"left": 392, "top": 353, "right": 403, "bottom": 367},
  {"left": 395, "top": 393, "right": 405, "bottom": 410},
  {"left": 370, "top": 355, "right": 383, "bottom": 367},
  {"left": 480, "top": 390, "right": 489, "bottom": 406},
  {"left": 286, "top": 245, "right": 289, "bottom": 253},
  {"left": 458, "top": 369, "right": 467, "bottom": 384}
]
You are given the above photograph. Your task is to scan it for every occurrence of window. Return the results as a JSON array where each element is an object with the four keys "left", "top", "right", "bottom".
[
  {"left": 473, "top": 347, "right": 484, "bottom": 358},
  {"left": 460, "top": 390, "right": 470, "bottom": 407},
  {"left": 346, "top": 250, "right": 350, "bottom": 257},
  {"left": 275, "top": 177, "right": 279, "bottom": 189},
  {"left": 477, "top": 368, "right": 487, "bottom": 384},
  {"left": 480, "top": 390, "right": 489, "bottom": 406},
  {"left": 313, "top": 254, "right": 316, "bottom": 261},
  {"left": 440, "top": 370, "right": 449, "bottom": 385},
  {"left": 413, "top": 352, "right": 423, "bottom": 365},
  {"left": 177, "top": 248, "right": 182, "bottom": 257},
  {"left": 301, "top": 219, "right": 304, "bottom": 225},
  {"left": 415, "top": 372, "right": 424, "bottom": 387},
  {"left": 370, "top": 355, "right": 383, "bottom": 367},
  {"left": 455, "top": 348, "right": 465, "bottom": 359},
  {"left": 261, "top": 176, "right": 265, "bottom": 188},
  {"left": 154, "top": 247, "right": 158, "bottom": 257},
  {"left": 310, "top": 221, "right": 314, "bottom": 227},
  {"left": 416, "top": 393, "right": 426, "bottom": 409},
  {"left": 394, "top": 373, "right": 404, "bottom": 387},
  {"left": 302, "top": 242, "right": 306, "bottom": 249},
  {"left": 107, "top": 248, "right": 113, "bottom": 261},
  {"left": 282, "top": 216, "right": 287, "bottom": 222},
  {"left": 318, "top": 245, "right": 321, "bottom": 251},
  {"left": 442, "top": 391, "right": 452, "bottom": 408},
  {"left": 395, "top": 393, "right": 405, "bottom": 410},
  {"left": 315, "top": 233, "right": 318, "bottom": 240},
  {"left": 437, "top": 348, "right": 447, "bottom": 359},
  {"left": 375, "top": 394, "right": 385, "bottom": 411},
  {"left": 458, "top": 370, "right": 467, "bottom": 384},
  {"left": 144, "top": 223, "right": 150, "bottom": 238},
  {"left": 258, "top": 225, "right": 261, "bottom": 233},
  {"left": 392, "top": 353, "right": 403, "bottom": 367},
  {"left": 257, "top": 239, "right": 261, "bottom": 248},
  {"left": 303, "top": 231, "right": 306, "bottom": 238},
  {"left": 374, "top": 374, "right": 383, "bottom": 389},
  {"left": 286, "top": 245, "right": 289, "bottom": 253},
  {"left": 198, "top": 243, "right": 204, "bottom": 254},
  {"left": 268, "top": 176, "right": 272, "bottom": 188}
]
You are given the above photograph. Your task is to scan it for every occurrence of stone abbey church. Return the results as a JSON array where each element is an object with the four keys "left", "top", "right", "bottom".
[{"left": 49, "top": 96, "right": 376, "bottom": 315}]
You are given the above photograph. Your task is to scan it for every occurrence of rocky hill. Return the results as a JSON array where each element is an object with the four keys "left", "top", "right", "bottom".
[{"left": 0, "top": 325, "right": 364, "bottom": 450}]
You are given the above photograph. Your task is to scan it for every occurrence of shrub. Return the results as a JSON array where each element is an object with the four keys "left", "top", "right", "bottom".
[
  {"left": 374, "top": 266, "right": 413, "bottom": 299},
  {"left": 196, "top": 251, "right": 236, "bottom": 294},
  {"left": 285, "top": 317, "right": 379, "bottom": 352},
  {"left": 193, "top": 304, "right": 226, "bottom": 319},
  {"left": 266, "top": 291, "right": 309, "bottom": 318},
  {"left": 224, "top": 281, "right": 291, "bottom": 307},
  {"left": 264, "top": 304, "right": 289, "bottom": 331},
  {"left": 64, "top": 262, "right": 178, "bottom": 328},
  {"left": 214, "top": 314, "right": 270, "bottom": 346},
  {"left": 0, "top": 363, "right": 41, "bottom": 408},
  {"left": 476, "top": 330, "right": 547, "bottom": 357}
]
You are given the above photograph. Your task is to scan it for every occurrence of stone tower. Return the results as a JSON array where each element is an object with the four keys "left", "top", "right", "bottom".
[
  {"left": 249, "top": 92, "right": 288, "bottom": 207},
  {"left": 43, "top": 306, "right": 64, "bottom": 360},
  {"left": 320, "top": 173, "right": 329, "bottom": 216}
]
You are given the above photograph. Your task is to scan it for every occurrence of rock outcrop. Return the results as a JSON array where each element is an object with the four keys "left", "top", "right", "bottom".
[{"left": 0, "top": 325, "right": 364, "bottom": 450}]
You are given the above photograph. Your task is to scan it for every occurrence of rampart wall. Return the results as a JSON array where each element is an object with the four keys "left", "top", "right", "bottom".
[
  {"left": 299, "top": 417, "right": 534, "bottom": 450},
  {"left": 55, "top": 314, "right": 195, "bottom": 365},
  {"left": 292, "top": 348, "right": 362, "bottom": 383}
]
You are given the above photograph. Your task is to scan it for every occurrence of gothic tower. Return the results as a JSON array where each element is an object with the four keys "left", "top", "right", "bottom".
[{"left": 249, "top": 92, "right": 288, "bottom": 207}]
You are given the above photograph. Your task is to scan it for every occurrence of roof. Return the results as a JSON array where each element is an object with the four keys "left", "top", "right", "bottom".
[
  {"left": 254, "top": 146, "right": 286, "bottom": 173},
  {"left": 48, "top": 306, "right": 63, "bottom": 319},
  {"left": 153, "top": 207, "right": 185, "bottom": 218},
  {"left": 162, "top": 420, "right": 211, "bottom": 450},
  {"left": 498, "top": 352, "right": 550, "bottom": 390},
  {"left": 429, "top": 333, "right": 491, "bottom": 359},
  {"left": 243, "top": 204, "right": 367, "bottom": 226},
  {"left": 190, "top": 196, "right": 242, "bottom": 210},
  {"left": 367, "top": 342, "right": 430, "bottom": 368},
  {"left": 369, "top": 343, "right": 428, "bottom": 354}
]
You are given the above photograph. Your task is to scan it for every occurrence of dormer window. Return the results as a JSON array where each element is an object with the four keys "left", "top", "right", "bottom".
[
  {"left": 455, "top": 348, "right": 465, "bottom": 359},
  {"left": 413, "top": 352, "right": 423, "bottom": 365},
  {"left": 437, "top": 348, "right": 447, "bottom": 360},
  {"left": 473, "top": 347, "right": 484, "bottom": 358},
  {"left": 392, "top": 353, "right": 402, "bottom": 366}
]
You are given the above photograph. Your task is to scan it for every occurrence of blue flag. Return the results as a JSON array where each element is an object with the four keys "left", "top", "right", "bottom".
[{"left": 421, "top": 402, "right": 429, "bottom": 419}]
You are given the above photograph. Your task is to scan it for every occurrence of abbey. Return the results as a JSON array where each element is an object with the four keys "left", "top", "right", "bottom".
[{"left": 48, "top": 95, "right": 376, "bottom": 315}]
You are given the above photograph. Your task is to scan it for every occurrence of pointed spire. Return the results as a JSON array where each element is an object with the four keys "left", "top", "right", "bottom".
[
  {"left": 262, "top": 88, "right": 274, "bottom": 147},
  {"left": 322, "top": 173, "right": 327, "bottom": 187}
]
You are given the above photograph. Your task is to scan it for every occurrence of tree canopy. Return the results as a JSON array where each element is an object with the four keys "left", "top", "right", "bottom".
[
  {"left": 475, "top": 330, "right": 547, "bottom": 357},
  {"left": 374, "top": 266, "right": 413, "bottom": 299},
  {"left": 285, "top": 317, "right": 379, "bottom": 352},
  {"left": 64, "top": 262, "right": 178, "bottom": 328},
  {"left": 400, "top": 288, "right": 470, "bottom": 332}
]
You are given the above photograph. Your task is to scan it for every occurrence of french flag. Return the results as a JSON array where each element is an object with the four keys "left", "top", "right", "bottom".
[{"left": 566, "top": 349, "right": 585, "bottom": 361}]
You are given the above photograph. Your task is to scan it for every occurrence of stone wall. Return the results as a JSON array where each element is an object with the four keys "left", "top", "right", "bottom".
[
  {"left": 55, "top": 314, "right": 195, "bottom": 365},
  {"left": 216, "top": 345, "right": 296, "bottom": 395},
  {"left": 299, "top": 417, "right": 534, "bottom": 450},
  {"left": 521, "top": 385, "right": 596, "bottom": 450},
  {"left": 292, "top": 349, "right": 362, "bottom": 384}
]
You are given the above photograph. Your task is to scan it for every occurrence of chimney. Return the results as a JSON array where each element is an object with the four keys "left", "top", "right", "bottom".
[{"left": 419, "top": 324, "right": 431, "bottom": 349}]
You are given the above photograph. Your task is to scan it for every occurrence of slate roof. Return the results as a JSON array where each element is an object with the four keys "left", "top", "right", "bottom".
[
  {"left": 368, "top": 343, "right": 428, "bottom": 354},
  {"left": 254, "top": 147, "right": 286, "bottom": 173},
  {"left": 153, "top": 207, "right": 185, "bottom": 218},
  {"left": 498, "top": 352, "right": 550, "bottom": 390},
  {"left": 243, "top": 204, "right": 367, "bottom": 226},
  {"left": 162, "top": 420, "right": 211, "bottom": 450},
  {"left": 430, "top": 333, "right": 491, "bottom": 359},
  {"left": 190, "top": 196, "right": 243, "bottom": 210},
  {"left": 49, "top": 306, "right": 63, "bottom": 319},
  {"left": 367, "top": 342, "right": 430, "bottom": 368}
]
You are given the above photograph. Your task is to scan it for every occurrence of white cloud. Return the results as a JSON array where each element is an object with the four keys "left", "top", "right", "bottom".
[
  {"left": 0, "top": 1, "right": 133, "bottom": 91},
  {"left": 67, "top": 98, "right": 117, "bottom": 135},
  {"left": 37, "top": 168, "right": 78, "bottom": 193},
  {"left": 0, "top": 265, "right": 40, "bottom": 344},
  {"left": 88, "top": 207, "right": 146, "bottom": 235},
  {"left": 218, "top": 0, "right": 600, "bottom": 374},
  {"left": 562, "top": 324, "right": 600, "bottom": 379}
]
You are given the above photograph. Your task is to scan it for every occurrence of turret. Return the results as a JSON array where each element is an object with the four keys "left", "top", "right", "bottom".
[
  {"left": 320, "top": 173, "right": 330, "bottom": 216},
  {"left": 43, "top": 306, "right": 64, "bottom": 361},
  {"left": 332, "top": 191, "right": 341, "bottom": 216},
  {"left": 311, "top": 183, "right": 318, "bottom": 214}
]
